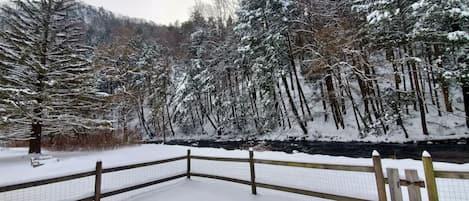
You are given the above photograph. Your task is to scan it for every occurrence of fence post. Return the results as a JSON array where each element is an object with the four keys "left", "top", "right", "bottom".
[
  {"left": 187, "top": 149, "right": 191, "bottom": 179},
  {"left": 423, "top": 151, "right": 439, "bottom": 201},
  {"left": 405, "top": 169, "right": 422, "bottom": 201},
  {"left": 387, "top": 168, "right": 403, "bottom": 201},
  {"left": 94, "top": 161, "right": 102, "bottom": 201},
  {"left": 249, "top": 148, "right": 257, "bottom": 195},
  {"left": 372, "top": 150, "right": 387, "bottom": 201}
]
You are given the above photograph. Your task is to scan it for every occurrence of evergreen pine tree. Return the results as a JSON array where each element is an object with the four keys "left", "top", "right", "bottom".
[{"left": 0, "top": 0, "right": 110, "bottom": 153}]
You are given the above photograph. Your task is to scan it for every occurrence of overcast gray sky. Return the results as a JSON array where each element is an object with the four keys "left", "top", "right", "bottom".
[{"left": 81, "top": 0, "right": 209, "bottom": 25}]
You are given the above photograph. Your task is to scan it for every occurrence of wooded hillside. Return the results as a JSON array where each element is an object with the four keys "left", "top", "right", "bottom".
[{"left": 1, "top": 0, "right": 468, "bottom": 152}]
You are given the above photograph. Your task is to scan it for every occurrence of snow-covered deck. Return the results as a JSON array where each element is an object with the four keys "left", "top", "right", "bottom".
[{"left": 128, "top": 177, "right": 321, "bottom": 201}]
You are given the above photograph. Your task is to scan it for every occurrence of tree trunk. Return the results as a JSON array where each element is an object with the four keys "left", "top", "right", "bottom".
[
  {"left": 387, "top": 48, "right": 401, "bottom": 90},
  {"left": 29, "top": 121, "right": 42, "bottom": 154},
  {"left": 190, "top": 106, "right": 197, "bottom": 129},
  {"left": 277, "top": 81, "right": 292, "bottom": 129},
  {"left": 162, "top": 106, "right": 166, "bottom": 144},
  {"left": 414, "top": 44, "right": 429, "bottom": 113},
  {"left": 198, "top": 96, "right": 217, "bottom": 132},
  {"left": 463, "top": 85, "right": 469, "bottom": 128},
  {"left": 425, "top": 46, "right": 435, "bottom": 106},
  {"left": 352, "top": 54, "right": 372, "bottom": 124},
  {"left": 282, "top": 76, "right": 307, "bottom": 134},
  {"left": 272, "top": 81, "right": 281, "bottom": 127},
  {"left": 389, "top": 48, "right": 402, "bottom": 125},
  {"left": 287, "top": 33, "right": 313, "bottom": 121},
  {"left": 410, "top": 46, "right": 429, "bottom": 135},
  {"left": 345, "top": 78, "right": 362, "bottom": 133},
  {"left": 434, "top": 45, "right": 453, "bottom": 112},
  {"left": 370, "top": 64, "right": 384, "bottom": 114},
  {"left": 195, "top": 104, "right": 205, "bottom": 134},
  {"left": 397, "top": 48, "right": 409, "bottom": 114},
  {"left": 29, "top": 16, "right": 50, "bottom": 154},
  {"left": 355, "top": 65, "right": 373, "bottom": 124},
  {"left": 417, "top": 61, "right": 429, "bottom": 113},
  {"left": 166, "top": 104, "right": 175, "bottom": 136},
  {"left": 138, "top": 99, "right": 151, "bottom": 137},
  {"left": 123, "top": 113, "right": 128, "bottom": 144},
  {"left": 29, "top": 1, "right": 52, "bottom": 154},
  {"left": 442, "top": 79, "right": 453, "bottom": 112},
  {"left": 404, "top": 46, "right": 417, "bottom": 110},
  {"left": 228, "top": 70, "right": 240, "bottom": 129},
  {"left": 395, "top": 105, "right": 409, "bottom": 138},
  {"left": 249, "top": 86, "right": 260, "bottom": 131},
  {"left": 337, "top": 72, "right": 347, "bottom": 115},
  {"left": 325, "top": 69, "right": 341, "bottom": 129},
  {"left": 319, "top": 80, "right": 328, "bottom": 122}
]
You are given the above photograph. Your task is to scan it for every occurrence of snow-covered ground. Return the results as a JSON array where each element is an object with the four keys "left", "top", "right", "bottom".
[
  {"left": 0, "top": 144, "right": 468, "bottom": 201},
  {"left": 128, "top": 178, "right": 319, "bottom": 201}
]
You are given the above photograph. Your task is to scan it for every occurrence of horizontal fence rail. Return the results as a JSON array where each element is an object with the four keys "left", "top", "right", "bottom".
[
  {"left": 0, "top": 171, "right": 96, "bottom": 193},
  {"left": 190, "top": 173, "right": 251, "bottom": 185},
  {"left": 434, "top": 170, "right": 469, "bottom": 179},
  {"left": 102, "top": 156, "right": 187, "bottom": 173},
  {"left": 190, "top": 155, "right": 249, "bottom": 163},
  {"left": 255, "top": 181, "right": 368, "bottom": 201},
  {"left": 254, "top": 158, "right": 375, "bottom": 172},
  {"left": 384, "top": 178, "right": 426, "bottom": 188}
]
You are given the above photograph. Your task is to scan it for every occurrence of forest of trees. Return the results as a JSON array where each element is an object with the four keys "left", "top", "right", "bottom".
[{"left": 0, "top": 0, "right": 468, "bottom": 153}]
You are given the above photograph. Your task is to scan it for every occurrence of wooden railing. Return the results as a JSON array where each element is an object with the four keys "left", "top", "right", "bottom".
[
  {"left": 0, "top": 156, "right": 188, "bottom": 201},
  {"left": 0, "top": 149, "right": 467, "bottom": 201},
  {"left": 189, "top": 150, "right": 374, "bottom": 201}
]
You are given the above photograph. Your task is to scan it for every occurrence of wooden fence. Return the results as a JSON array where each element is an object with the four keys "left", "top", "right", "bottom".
[
  {"left": 0, "top": 156, "right": 187, "bottom": 201},
  {"left": 189, "top": 150, "right": 424, "bottom": 201},
  {"left": 0, "top": 149, "right": 467, "bottom": 201}
]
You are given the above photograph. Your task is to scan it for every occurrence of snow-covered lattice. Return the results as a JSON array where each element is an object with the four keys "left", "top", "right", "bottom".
[
  {"left": 436, "top": 178, "right": 469, "bottom": 201},
  {"left": 191, "top": 160, "right": 251, "bottom": 181},
  {"left": 0, "top": 176, "right": 94, "bottom": 201},
  {"left": 190, "top": 157, "right": 377, "bottom": 200},
  {"left": 101, "top": 160, "right": 186, "bottom": 201},
  {"left": 255, "top": 164, "right": 377, "bottom": 200}
]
